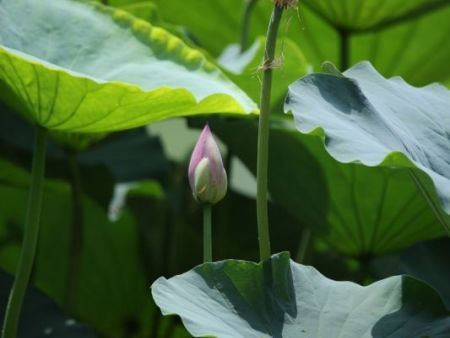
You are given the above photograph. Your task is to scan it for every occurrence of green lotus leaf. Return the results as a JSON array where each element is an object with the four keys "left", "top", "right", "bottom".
[
  {"left": 0, "top": 0, "right": 256, "bottom": 133},
  {"left": 350, "top": 5, "right": 450, "bottom": 87},
  {"left": 152, "top": 252, "right": 450, "bottom": 338},
  {"left": 152, "top": 0, "right": 450, "bottom": 86},
  {"left": 374, "top": 237, "right": 450, "bottom": 309},
  {"left": 302, "top": 0, "right": 449, "bottom": 31},
  {"left": 285, "top": 62, "right": 450, "bottom": 233},
  {"left": 0, "top": 158, "right": 175, "bottom": 337},
  {"left": 205, "top": 117, "right": 445, "bottom": 256},
  {"left": 218, "top": 37, "right": 308, "bottom": 109}
]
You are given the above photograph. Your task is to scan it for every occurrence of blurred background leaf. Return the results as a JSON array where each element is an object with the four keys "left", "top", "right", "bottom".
[
  {"left": 150, "top": 0, "right": 450, "bottom": 85},
  {"left": 1, "top": 1, "right": 450, "bottom": 337},
  {"left": 0, "top": 271, "right": 96, "bottom": 338}
]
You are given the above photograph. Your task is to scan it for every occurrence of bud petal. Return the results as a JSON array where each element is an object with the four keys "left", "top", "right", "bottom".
[{"left": 188, "top": 124, "right": 227, "bottom": 204}]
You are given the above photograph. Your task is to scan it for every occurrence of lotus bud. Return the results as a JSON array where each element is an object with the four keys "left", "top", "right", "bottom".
[{"left": 188, "top": 124, "right": 227, "bottom": 205}]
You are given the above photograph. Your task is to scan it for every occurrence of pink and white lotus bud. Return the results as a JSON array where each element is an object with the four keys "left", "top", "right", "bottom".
[{"left": 188, "top": 124, "right": 227, "bottom": 205}]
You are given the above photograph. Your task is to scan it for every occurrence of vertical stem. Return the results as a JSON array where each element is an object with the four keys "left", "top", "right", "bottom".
[
  {"left": 2, "top": 126, "right": 47, "bottom": 338},
  {"left": 203, "top": 204, "right": 212, "bottom": 262},
  {"left": 256, "top": 4, "right": 284, "bottom": 261},
  {"left": 295, "top": 228, "right": 311, "bottom": 263},
  {"left": 409, "top": 170, "right": 450, "bottom": 236},
  {"left": 339, "top": 29, "right": 349, "bottom": 71},
  {"left": 240, "top": 0, "right": 258, "bottom": 52},
  {"left": 356, "top": 254, "right": 372, "bottom": 285},
  {"left": 64, "top": 151, "right": 84, "bottom": 312}
]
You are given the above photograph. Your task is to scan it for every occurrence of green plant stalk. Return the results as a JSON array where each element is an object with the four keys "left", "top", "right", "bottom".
[
  {"left": 203, "top": 204, "right": 212, "bottom": 262},
  {"left": 240, "top": 0, "right": 258, "bottom": 52},
  {"left": 64, "top": 151, "right": 84, "bottom": 312},
  {"left": 339, "top": 29, "right": 350, "bottom": 71},
  {"left": 2, "top": 126, "right": 48, "bottom": 338},
  {"left": 409, "top": 169, "right": 450, "bottom": 236},
  {"left": 295, "top": 228, "right": 312, "bottom": 263},
  {"left": 256, "top": 3, "right": 285, "bottom": 261}
]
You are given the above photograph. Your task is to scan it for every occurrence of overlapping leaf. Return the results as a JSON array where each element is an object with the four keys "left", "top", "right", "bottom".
[
  {"left": 374, "top": 237, "right": 450, "bottom": 309},
  {"left": 285, "top": 62, "right": 450, "bottom": 234},
  {"left": 0, "top": 159, "right": 161, "bottom": 337},
  {"left": 0, "top": 0, "right": 256, "bottom": 133},
  {"left": 208, "top": 117, "right": 445, "bottom": 256},
  {"left": 302, "top": 0, "right": 449, "bottom": 31},
  {"left": 151, "top": 0, "right": 450, "bottom": 86},
  {"left": 152, "top": 252, "right": 450, "bottom": 338},
  {"left": 218, "top": 37, "right": 308, "bottom": 109}
]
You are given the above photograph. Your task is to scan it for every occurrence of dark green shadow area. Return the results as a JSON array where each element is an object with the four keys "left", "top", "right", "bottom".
[
  {"left": 195, "top": 252, "right": 296, "bottom": 338},
  {"left": 190, "top": 116, "right": 330, "bottom": 239},
  {"left": 372, "top": 276, "right": 450, "bottom": 337}
]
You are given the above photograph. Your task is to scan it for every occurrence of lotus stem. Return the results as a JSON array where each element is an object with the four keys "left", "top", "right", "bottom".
[
  {"left": 295, "top": 228, "right": 312, "bottom": 263},
  {"left": 64, "top": 151, "right": 84, "bottom": 312},
  {"left": 2, "top": 126, "right": 48, "bottom": 338},
  {"left": 409, "top": 170, "right": 450, "bottom": 236},
  {"left": 256, "top": 3, "right": 285, "bottom": 261},
  {"left": 240, "top": 0, "right": 258, "bottom": 52},
  {"left": 339, "top": 29, "right": 350, "bottom": 71},
  {"left": 203, "top": 204, "right": 212, "bottom": 262}
]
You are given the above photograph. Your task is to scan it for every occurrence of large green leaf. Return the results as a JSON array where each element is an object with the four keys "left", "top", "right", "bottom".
[
  {"left": 0, "top": 271, "right": 96, "bottom": 338},
  {"left": 302, "top": 0, "right": 450, "bottom": 31},
  {"left": 151, "top": 0, "right": 338, "bottom": 68},
  {"left": 219, "top": 37, "right": 308, "bottom": 110},
  {"left": 0, "top": 158, "right": 158, "bottom": 337},
  {"left": 0, "top": 0, "right": 256, "bottom": 133},
  {"left": 373, "top": 237, "right": 450, "bottom": 310},
  {"left": 285, "top": 62, "right": 450, "bottom": 234},
  {"left": 152, "top": 252, "right": 450, "bottom": 338},
  {"left": 350, "top": 5, "right": 450, "bottom": 87},
  {"left": 151, "top": 0, "right": 450, "bottom": 86},
  {"left": 204, "top": 117, "right": 445, "bottom": 256}
]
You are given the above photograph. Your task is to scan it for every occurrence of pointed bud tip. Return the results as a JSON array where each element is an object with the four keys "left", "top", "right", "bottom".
[{"left": 188, "top": 124, "right": 227, "bottom": 205}]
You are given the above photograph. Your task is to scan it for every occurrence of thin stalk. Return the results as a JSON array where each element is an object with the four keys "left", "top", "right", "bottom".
[
  {"left": 203, "top": 204, "right": 212, "bottom": 262},
  {"left": 295, "top": 228, "right": 312, "bottom": 263},
  {"left": 356, "top": 254, "right": 372, "bottom": 285},
  {"left": 339, "top": 29, "right": 349, "bottom": 71},
  {"left": 409, "top": 170, "right": 450, "bottom": 236},
  {"left": 240, "top": 0, "right": 258, "bottom": 52},
  {"left": 256, "top": 3, "right": 285, "bottom": 261},
  {"left": 2, "top": 126, "right": 48, "bottom": 338},
  {"left": 64, "top": 151, "right": 84, "bottom": 312}
]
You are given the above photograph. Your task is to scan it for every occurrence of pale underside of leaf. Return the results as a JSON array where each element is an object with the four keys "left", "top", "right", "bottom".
[
  {"left": 285, "top": 62, "right": 450, "bottom": 233},
  {"left": 152, "top": 252, "right": 450, "bottom": 338}
]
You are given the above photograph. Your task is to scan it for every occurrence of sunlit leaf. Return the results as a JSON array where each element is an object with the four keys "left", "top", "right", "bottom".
[
  {"left": 152, "top": 0, "right": 450, "bottom": 86},
  {"left": 0, "top": 0, "right": 256, "bottom": 133},
  {"left": 285, "top": 62, "right": 450, "bottom": 234},
  {"left": 152, "top": 252, "right": 450, "bottom": 338}
]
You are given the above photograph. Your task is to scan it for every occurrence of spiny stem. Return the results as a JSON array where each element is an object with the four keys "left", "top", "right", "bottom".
[
  {"left": 203, "top": 204, "right": 212, "bottom": 262},
  {"left": 240, "top": 0, "right": 258, "bottom": 52},
  {"left": 2, "top": 126, "right": 47, "bottom": 338},
  {"left": 256, "top": 3, "right": 285, "bottom": 261}
]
